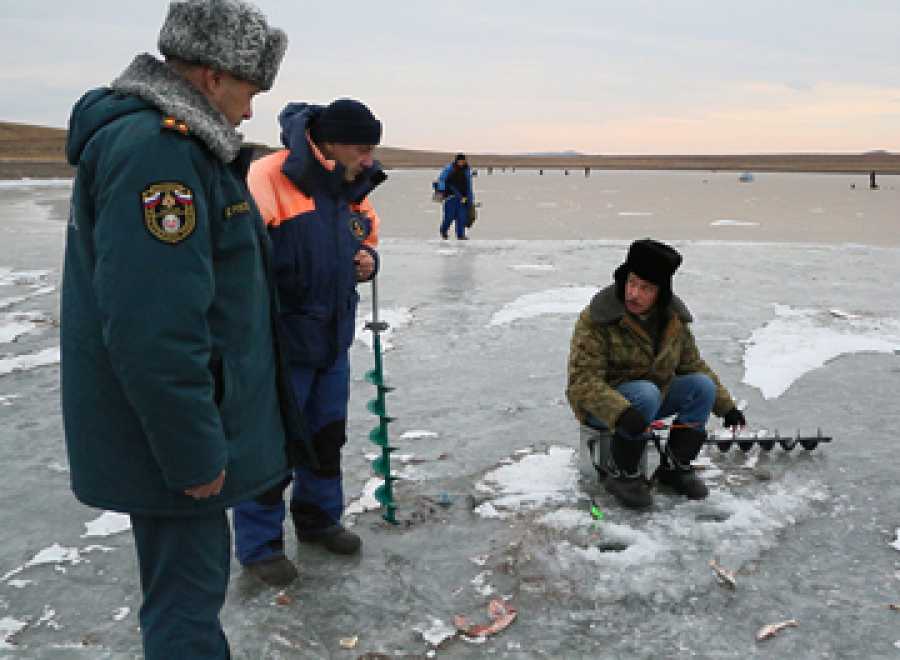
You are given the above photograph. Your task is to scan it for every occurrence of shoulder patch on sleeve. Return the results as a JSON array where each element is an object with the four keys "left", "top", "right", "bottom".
[
  {"left": 348, "top": 213, "right": 370, "bottom": 240},
  {"left": 142, "top": 182, "right": 196, "bottom": 244}
]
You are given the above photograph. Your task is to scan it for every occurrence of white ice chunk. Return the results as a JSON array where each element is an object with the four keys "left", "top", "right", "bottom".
[
  {"left": 710, "top": 219, "right": 759, "bottom": 227},
  {"left": 488, "top": 287, "right": 596, "bottom": 326},
  {"left": 0, "top": 616, "right": 28, "bottom": 650},
  {"left": 890, "top": 529, "right": 900, "bottom": 552},
  {"left": 82, "top": 512, "right": 131, "bottom": 538},
  {"left": 743, "top": 305, "right": 900, "bottom": 399},
  {"left": 0, "top": 346, "right": 60, "bottom": 377},
  {"left": 399, "top": 429, "right": 438, "bottom": 441},
  {"left": 475, "top": 447, "right": 579, "bottom": 517},
  {"left": 415, "top": 616, "right": 457, "bottom": 647},
  {"left": 345, "top": 477, "right": 382, "bottom": 515}
]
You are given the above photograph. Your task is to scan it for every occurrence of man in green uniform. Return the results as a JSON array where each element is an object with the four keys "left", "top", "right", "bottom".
[
  {"left": 61, "top": 1, "right": 311, "bottom": 657},
  {"left": 566, "top": 239, "right": 746, "bottom": 509}
]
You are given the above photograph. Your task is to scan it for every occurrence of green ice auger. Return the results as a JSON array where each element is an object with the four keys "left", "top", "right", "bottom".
[{"left": 364, "top": 276, "right": 398, "bottom": 524}]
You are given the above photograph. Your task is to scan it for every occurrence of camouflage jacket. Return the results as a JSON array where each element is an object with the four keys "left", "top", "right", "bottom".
[{"left": 566, "top": 285, "right": 735, "bottom": 429}]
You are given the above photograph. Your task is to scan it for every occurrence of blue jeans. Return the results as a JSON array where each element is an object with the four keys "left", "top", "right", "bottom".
[
  {"left": 588, "top": 374, "right": 716, "bottom": 437},
  {"left": 440, "top": 195, "right": 467, "bottom": 238},
  {"left": 233, "top": 352, "right": 350, "bottom": 565}
]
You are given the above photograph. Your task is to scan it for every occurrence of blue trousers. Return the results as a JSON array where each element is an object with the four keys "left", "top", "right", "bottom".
[
  {"left": 233, "top": 353, "right": 350, "bottom": 565},
  {"left": 588, "top": 374, "right": 716, "bottom": 436},
  {"left": 131, "top": 511, "right": 231, "bottom": 659},
  {"left": 440, "top": 196, "right": 467, "bottom": 238}
]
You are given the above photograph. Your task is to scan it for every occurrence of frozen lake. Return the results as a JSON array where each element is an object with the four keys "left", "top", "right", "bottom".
[{"left": 1, "top": 171, "right": 900, "bottom": 658}]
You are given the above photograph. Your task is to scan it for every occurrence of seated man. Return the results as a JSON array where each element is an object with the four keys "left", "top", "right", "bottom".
[{"left": 566, "top": 239, "right": 746, "bottom": 509}]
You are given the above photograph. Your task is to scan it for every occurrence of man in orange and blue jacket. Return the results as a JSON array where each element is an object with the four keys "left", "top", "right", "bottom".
[{"left": 233, "top": 99, "right": 386, "bottom": 586}]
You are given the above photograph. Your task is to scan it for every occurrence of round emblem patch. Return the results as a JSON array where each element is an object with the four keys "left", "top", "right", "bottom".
[
  {"left": 348, "top": 214, "right": 368, "bottom": 240},
  {"left": 141, "top": 182, "right": 196, "bottom": 244}
]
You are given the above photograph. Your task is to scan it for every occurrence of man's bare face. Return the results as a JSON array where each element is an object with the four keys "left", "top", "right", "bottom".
[{"left": 624, "top": 272, "right": 659, "bottom": 316}]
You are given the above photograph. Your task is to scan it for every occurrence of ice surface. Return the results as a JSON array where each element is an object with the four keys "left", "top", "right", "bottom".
[
  {"left": 743, "top": 304, "right": 900, "bottom": 399},
  {"left": 3, "top": 171, "right": 900, "bottom": 657}
]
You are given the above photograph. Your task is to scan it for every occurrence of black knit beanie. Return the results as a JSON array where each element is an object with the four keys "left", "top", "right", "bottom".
[{"left": 311, "top": 98, "right": 382, "bottom": 145}]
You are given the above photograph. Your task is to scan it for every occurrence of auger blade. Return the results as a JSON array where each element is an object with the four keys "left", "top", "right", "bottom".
[
  {"left": 369, "top": 427, "right": 388, "bottom": 446},
  {"left": 374, "top": 480, "right": 398, "bottom": 506},
  {"left": 366, "top": 399, "right": 385, "bottom": 416},
  {"left": 365, "top": 369, "right": 383, "bottom": 386},
  {"left": 372, "top": 453, "right": 397, "bottom": 477}
]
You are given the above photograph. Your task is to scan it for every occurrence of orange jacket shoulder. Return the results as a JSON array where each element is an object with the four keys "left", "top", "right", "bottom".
[{"left": 247, "top": 150, "right": 315, "bottom": 227}]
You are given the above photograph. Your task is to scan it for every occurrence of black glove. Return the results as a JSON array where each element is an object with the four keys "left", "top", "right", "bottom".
[
  {"left": 722, "top": 408, "right": 746, "bottom": 429},
  {"left": 616, "top": 406, "right": 648, "bottom": 436}
]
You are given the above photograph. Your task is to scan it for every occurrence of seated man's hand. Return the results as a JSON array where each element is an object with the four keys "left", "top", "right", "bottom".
[
  {"left": 616, "top": 406, "right": 648, "bottom": 436},
  {"left": 460, "top": 196, "right": 468, "bottom": 205},
  {"left": 722, "top": 407, "right": 746, "bottom": 430}
]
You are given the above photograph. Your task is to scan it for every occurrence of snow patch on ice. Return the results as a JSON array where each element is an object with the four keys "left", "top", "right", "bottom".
[
  {"left": 400, "top": 429, "right": 438, "bottom": 441},
  {"left": 543, "top": 481, "right": 828, "bottom": 600},
  {"left": 710, "top": 219, "right": 759, "bottom": 227},
  {"left": 0, "top": 179, "right": 72, "bottom": 190},
  {"left": 617, "top": 211, "right": 653, "bottom": 217},
  {"left": 82, "top": 512, "right": 131, "bottom": 538},
  {"left": 510, "top": 264, "right": 556, "bottom": 272},
  {"left": 743, "top": 305, "right": 900, "bottom": 399},
  {"left": 0, "top": 269, "right": 51, "bottom": 287},
  {"left": 488, "top": 287, "right": 596, "bottom": 326},
  {"left": 7, "top": 579, "right": 32, "bottom": 589},
  {"left": 1, "top": 543, "right": 114, "bottom": 582},
  {"left": 354, "top": 307, "right": 413, "bottom": 351},
  {"left": 0, "top": 346, "right": 60, "bottom": 377},
  {"left": 890, "top": 529, "right": 900, "bottom": 552},
  {"left": 0, "top": 320, "right": 37, "bottom": 344},
  {"left": 345, "top": 477, "right": 382, "bottom": 515},
  {"left": 0, "top": 616, "right": 28, "bottom": 650},
  {"left": 112, "top": 607, "right": 130, "bottom": 622},
  {"left": 474, "top": 447, "right": 579, "bottom": 517},
  {"left": 415, "top": 616, "right": 457, "bottom": 647}
]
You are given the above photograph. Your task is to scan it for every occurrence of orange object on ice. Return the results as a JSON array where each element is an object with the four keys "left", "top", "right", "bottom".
[{"left": 454, "top": 598, "right": 518, "bottom": 637}]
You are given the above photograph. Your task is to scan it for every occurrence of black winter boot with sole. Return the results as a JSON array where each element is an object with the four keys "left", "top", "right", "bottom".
[
  {"left": 655, "top": 426, "right": 709, "bottom": 500},
  {"left": 604, "top": 432, "right": 653, "bottom": 509}
]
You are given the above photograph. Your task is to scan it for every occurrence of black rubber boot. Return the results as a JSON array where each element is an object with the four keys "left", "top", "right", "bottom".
[
  {"left": 296, "top": 525, "right": 362, "bottom": 555},
  {"left": 244, "top": 555, "right": 299, "bottom": 587},
  {"left": 604, "top": 432, "right": 652, "bottom": 509},
  {"left": 655, "top": 426, "right": 709, "bottom": 500}
]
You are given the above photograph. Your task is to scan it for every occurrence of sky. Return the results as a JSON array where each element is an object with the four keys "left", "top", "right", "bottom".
[{"left": 2, "top": 0, "right": 900, "bottom": 154}]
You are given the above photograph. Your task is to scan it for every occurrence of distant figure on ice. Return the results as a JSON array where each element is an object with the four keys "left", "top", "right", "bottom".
[
  {"left": 60, "top": 1, "right": 303, "bottom": 657},
  {"left": 566, "top": 239, "right": 747, "bottom": 509},
  {"left": 435, "top": 153, "right": 475, "bottom": 240},
  {"left": 233, "top": 99, "right": 386, "bottom": 587}
]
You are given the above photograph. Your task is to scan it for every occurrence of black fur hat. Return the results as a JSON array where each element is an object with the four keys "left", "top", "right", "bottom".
[
  {"left": 158, "top": 0, "right": 287, "bottom": 90},
  {"left": 614, "top": 239, "right": 682, "bottom": 307}
]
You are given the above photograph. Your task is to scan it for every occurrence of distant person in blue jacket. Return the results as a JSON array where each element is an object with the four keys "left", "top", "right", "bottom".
[
  {"left": 436, "top": 153, "right": 474, "bottom": 240},
  {"left": 60, "top": 1, "right": 307, "bottom": 658}
]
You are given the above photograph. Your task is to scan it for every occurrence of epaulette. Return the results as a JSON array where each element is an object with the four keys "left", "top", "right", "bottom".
[{"left": 161, "top": 116, "right": 190, "bottom": 135}]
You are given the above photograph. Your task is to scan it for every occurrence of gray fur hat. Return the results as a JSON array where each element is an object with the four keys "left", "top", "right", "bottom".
[{"left": 158, "top": 0, "right": 287, "bottom": 91}]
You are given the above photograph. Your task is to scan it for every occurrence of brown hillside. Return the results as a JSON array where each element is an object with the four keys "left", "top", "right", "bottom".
[{"left": 1, "top": 121, "right": 899, "bottom": 177}]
